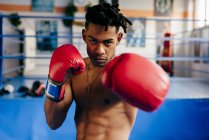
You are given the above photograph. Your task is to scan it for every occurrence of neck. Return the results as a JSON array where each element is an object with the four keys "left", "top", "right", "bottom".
[{"left": 87, "top": 58, "right": 95, "bottom": 70}]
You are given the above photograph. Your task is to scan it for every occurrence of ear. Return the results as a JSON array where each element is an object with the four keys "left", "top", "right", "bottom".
[
  {"left": 117, "top": 32, "right": 123, "bottom": 45},
  {"left": 82, "top": 29, "right": 86, "bottom": 42}
]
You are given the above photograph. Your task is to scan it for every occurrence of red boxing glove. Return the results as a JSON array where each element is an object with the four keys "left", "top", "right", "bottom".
[
  {"left": 101, "top": 53, "right": 170, "bottom": 112},
  {"left": 46, "top": 44, "right": 85, "bottom": 102}
]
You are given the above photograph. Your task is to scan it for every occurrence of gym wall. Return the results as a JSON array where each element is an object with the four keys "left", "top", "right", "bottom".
[{"left": 0, "top": 0, "right": 207, "bottom": 77}]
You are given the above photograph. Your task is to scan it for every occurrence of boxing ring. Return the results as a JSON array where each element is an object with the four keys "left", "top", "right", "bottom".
[{"left": 0, "top": 14, "right": 209, "bottom": 140}]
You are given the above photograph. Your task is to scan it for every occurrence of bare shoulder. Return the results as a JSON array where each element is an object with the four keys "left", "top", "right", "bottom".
[{"left": 83, "top": 57, "right": 89, "bottom": 65}]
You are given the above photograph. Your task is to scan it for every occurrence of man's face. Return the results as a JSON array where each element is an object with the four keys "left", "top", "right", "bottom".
[{"left": 82, "top": 23, "right": 123, "bottom": 67}]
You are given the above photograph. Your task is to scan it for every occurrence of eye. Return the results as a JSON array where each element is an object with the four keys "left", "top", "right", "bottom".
[
  {"left": 104, "top": 40, "right": 112, "bottom": 46},
  {"left": 89, "top": 39, "right": 97, "bottom": 44}
]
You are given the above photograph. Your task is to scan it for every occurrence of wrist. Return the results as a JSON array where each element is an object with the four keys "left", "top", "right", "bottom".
[{"left": 45, "top": 80, "right": 63, "bottom": 102}]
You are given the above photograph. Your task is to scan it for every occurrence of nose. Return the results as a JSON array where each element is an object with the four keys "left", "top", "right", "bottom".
[{"left": 95, "top": 43, "right": 105, "bottom": 55}]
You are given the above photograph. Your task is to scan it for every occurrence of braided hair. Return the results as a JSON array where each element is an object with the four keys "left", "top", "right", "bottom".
[{"left": 85, "top": 3, "right": 132, "bottom": 33}]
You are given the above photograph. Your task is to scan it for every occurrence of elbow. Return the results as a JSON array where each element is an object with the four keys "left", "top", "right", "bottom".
[
  {"left": 48, "top": 124, "right": 60, "bottom": 130},
  {"left": 46, "top": 117, "right": 61, "bottom": 130}
]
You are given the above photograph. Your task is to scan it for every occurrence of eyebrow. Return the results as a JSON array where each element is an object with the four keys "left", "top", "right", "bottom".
[{"left": 87, "top": 35, "right": 114, "bottom": 42}]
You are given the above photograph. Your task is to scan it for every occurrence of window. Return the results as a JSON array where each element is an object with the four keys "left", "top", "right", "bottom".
[
  {"left": 35, "top": 20, "right": 58, "bottom": 52},
  {"left": 32, "top": 0, "right": 54, "bottom": 12}
]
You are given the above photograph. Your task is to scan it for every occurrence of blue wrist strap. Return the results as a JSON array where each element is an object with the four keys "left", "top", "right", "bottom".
[{"left": 45, "top": 80, "right": 62, "bottom": 101}]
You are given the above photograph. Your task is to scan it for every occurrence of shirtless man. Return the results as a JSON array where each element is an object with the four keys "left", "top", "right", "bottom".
[{"left": 44, "top": 3, "right": 170, "bottom": 140}]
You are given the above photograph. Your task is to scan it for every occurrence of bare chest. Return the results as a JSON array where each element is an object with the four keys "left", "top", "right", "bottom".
[{"left": 71, "top": 69, "right": 120, "bottom": 108}]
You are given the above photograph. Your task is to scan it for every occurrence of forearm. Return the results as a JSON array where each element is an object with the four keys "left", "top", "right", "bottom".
[{"left": 44, "top": 98, "right": 70, "bottom": 130}]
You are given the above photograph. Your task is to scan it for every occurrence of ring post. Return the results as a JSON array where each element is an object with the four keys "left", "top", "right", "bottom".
[{"left": 0, "top": 15, "right": 3, "bottom": 87}]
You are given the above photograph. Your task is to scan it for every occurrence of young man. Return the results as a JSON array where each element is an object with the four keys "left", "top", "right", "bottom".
[{"left": 44, "top": 3, "right": 169, "bottom": 140}]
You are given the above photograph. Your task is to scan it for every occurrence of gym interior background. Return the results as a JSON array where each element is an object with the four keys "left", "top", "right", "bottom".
[{"left": 0, "top": 0, "right": 209, "bottom": 139}]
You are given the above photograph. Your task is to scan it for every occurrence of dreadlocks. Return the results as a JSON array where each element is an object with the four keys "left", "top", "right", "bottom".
[{"left": 85, "top": 3, "right": 132, "bottom": 33}]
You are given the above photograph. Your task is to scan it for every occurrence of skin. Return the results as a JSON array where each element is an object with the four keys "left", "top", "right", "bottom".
[{"left": 44, "top": 23, "right": 138, "bottom": 140}]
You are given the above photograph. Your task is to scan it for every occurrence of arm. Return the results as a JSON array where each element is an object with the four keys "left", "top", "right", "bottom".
[
  {"left": 44, "top": 44, "right": 85, "bottom": 129},
  {"left": 44, "top": 78, "right": 73, "bottom": 130}
]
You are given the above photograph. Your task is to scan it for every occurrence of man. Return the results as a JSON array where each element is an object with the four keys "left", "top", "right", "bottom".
[{"left": 44, "top": 3, "right": 170, "bottom": 140}]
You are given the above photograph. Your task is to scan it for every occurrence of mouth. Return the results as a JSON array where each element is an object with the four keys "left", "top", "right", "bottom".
[{"left": 92, "top": 57, "right": 108, "bottom": 66}]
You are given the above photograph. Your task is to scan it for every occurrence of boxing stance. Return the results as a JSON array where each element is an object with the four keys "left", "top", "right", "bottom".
[{"left": 44, "top": 3, "right": 170, "bottom": 140}]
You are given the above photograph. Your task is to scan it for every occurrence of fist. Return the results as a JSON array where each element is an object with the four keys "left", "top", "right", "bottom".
[
  {"left": 46, "top": 44, "right": 85, "bottom": 102},
  {"left": 101, "top": 53, "right": 170, "bottom": 112},
  {"left": 49, "top": 44, "right": 86, "bottom": 83}
]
